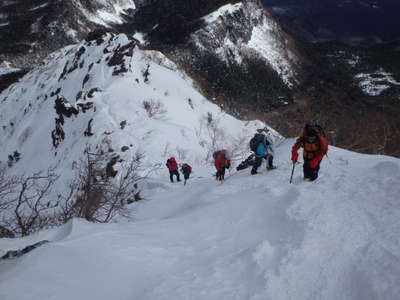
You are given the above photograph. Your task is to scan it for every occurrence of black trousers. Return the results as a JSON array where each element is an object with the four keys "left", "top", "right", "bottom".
[
  {"left": 251, "top": 155, "right": 274, "bottom": 174},
  {"left": 169, "top": 170, "right": 180, "bottom": 182},
  {"left": 303, "top": 158, "right": 321, "bottom": 181},
  {"left": 216, "top": 167, "right": 226, "bottom": 181},
  {"left": 182, "top": 171, "right": 190, "bottom": 181}
]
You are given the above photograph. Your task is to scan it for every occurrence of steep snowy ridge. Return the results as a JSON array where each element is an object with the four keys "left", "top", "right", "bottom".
[
  {"left": 1, "top": 141, "right": 400, "bottom": 300},
  {"left": 0, "top": 0, "right": 136, "bottom": 71},
  {"left": 193, "top": 1, "right": 299, "bottom": 87},
  {"left": 0, "top": 33, "right": 271, "bottom": 187}
]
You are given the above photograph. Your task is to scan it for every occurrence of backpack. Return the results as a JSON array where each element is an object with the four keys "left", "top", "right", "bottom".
[
  {"left": 213, "top": 149, "right": 227, "bottom": 160},
  {"left": 249, "top": 133, "right": 265, "bottom": 152},
  {"left": 181, "top": 163, "right": 192, "bottom": 173},
  {"left": 166, "top": 157, "right": 178, "bottom": 170},
  {"left": 303, "top": 123, "right": 328, "bottom": 157},
  {"left": 305, "top": 122, "right": 326, "bottom": 137}
]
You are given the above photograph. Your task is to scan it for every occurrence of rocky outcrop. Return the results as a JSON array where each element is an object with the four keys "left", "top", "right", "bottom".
[
  {"left": 0, "top": 226, "right": 15, "bottom": 238},
  {"left": 1, "top": 240, "right": 49, "bottom": 259}
]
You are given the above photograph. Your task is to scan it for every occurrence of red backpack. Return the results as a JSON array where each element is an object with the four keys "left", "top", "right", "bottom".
[{"left": 166, "top": 157, "right": 178, "bottom": 171}]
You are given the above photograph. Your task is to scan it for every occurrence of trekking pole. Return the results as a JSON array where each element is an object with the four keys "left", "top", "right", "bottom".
[{"left": 289, "top": 163, "right": 296, "bottom": 184}]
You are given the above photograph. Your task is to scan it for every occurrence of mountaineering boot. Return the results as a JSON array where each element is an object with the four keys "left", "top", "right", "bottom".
[{"left": 267, "top": 165, "right": 277, "bottom": 170}]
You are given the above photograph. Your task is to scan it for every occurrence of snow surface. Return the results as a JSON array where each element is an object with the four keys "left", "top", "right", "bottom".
[
  {"left": 1, "top": 140, "right": 400, "bottom": 300},
  {"left": 355, "top": 70, "right": 400, "bottom": 96}
]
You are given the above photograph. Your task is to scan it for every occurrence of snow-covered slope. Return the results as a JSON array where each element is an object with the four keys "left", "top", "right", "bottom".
[
  {"left": 0, "top": 33, "right": 271, "bottom": 185},
  {"left": 1, "top": 141, "right": 399, "bottom": 300}
]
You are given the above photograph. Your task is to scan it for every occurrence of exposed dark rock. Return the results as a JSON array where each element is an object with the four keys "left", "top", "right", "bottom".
[
  {"left": 54, "top": 96, "right": 79, "bottom": 118},
  {"left": 0, "top": 70, "right": 28, "bottom": 93},
  {"left": 85, "top": 29, "right": 108, "bottom": 44},
  {"left": 1, "top": 240, "right": 49, "bottom": 260},
  {"left": 52, "top": 118, "right": 65, "bottom": 148},
  {"left": 0, "top": 226, "right": 15, "bottom": 238},
  {"left": 78, "top": 102, "right": 94, "bottom": 113},
  {"left": 82, "top": 74, "right": 90, "bottom": 87},
  {"left": 76, "top": 91, "right": 83, "bottom": 101},
  {"left": 108, "top": 40, "right": 136, "bottom": 76},
  {"left": 106, "top": 156, "right": 119, "bottom": 178},
  {"left": 7, "top": 150, "right": 21, "bottom": 167},
  {"left": 120, "top": 120, "right": 127, "bottom": 130},
  {"left": 121, "top": 146, "right": 130, "bottom": 152},
  {"left": 87, "top": 88, "right": 101, "bottom": 98},
  {"left": 84, "top": 118, "right": 94, "bottom": 136},
  {"left": 142, "top": 64, "right": 150, "bottom": 83}
]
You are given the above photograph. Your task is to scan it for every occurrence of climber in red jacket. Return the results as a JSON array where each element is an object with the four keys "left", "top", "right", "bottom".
[
  {"left": 213, "top": 149, "right": 231, "bottom": 183},
  {"left": 166, "top": 157, "right": 181, "bottom": 183}
]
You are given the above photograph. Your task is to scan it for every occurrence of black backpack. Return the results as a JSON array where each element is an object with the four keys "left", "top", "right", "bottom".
[
  {"left": 249, "top": 133, "right": 265, "bottom": 152},
  {"left": 305, "top": 122, "right": 325, "bottom": 137}
]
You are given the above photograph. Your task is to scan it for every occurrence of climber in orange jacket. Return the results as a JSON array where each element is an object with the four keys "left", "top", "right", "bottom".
[{"left": 291, "top": 122, "right": 328, "bottom": 181}]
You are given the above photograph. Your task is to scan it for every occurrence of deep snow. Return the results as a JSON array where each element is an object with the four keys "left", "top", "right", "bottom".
[{"left": 1, "top": 140, "right": 400, "bottom": 300}]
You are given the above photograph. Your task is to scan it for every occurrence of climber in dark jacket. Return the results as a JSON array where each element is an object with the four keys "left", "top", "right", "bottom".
[{"left": 180, "top": 163, "right": 192, "bottom": 185}]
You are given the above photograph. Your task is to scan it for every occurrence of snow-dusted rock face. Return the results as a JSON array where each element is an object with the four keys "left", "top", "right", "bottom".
[
  {"left": 193, "top": 1, "right": 299, "bottom": 87},
  {"left": 151, "top": 0, "right": 303, "bottom": 116},
  {"left": 0, "top": 33, "right": 273, "bottom": 181}
]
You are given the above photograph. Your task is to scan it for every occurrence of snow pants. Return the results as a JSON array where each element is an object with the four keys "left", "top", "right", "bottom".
[
  {"left": 303, "top": 158, "right": 321, "bottom": 181},
  {"left": 169, "top": 170, "right": 181, "bottom": 182},
  {"left": 216, "top": 167, "right": 226, "bottom": 181},
  {"left": 182, "top": 171, "right": 190, "bottom": 181},
  {"left": 251, "top": 155, "right": 274, "bottom": 174}
]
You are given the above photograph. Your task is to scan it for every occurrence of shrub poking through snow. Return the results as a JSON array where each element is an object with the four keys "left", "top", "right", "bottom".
[
  {"left": 143, "top": 99, "right": 167, "bottom": 119},
  {"left": 60, "top": 147, "right": 146, "bottom": 223},
  {"left": 0, "top": 164, "right": 59, "bottom": 237}
]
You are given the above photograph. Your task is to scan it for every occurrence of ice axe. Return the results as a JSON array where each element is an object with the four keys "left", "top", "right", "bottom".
[{"left": 289, "top": 162, "right": 296, "bottom": 184}]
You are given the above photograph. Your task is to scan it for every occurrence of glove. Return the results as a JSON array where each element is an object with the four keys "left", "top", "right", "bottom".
[
  {"left": 291, "top": 151, "right": 298, "bottom": 163},
  {"left": 226, "top": 162, "right": 231, "bottom": 169},
  {"left": 309, "top": 157, "right": 321, "bottom": 168}
]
